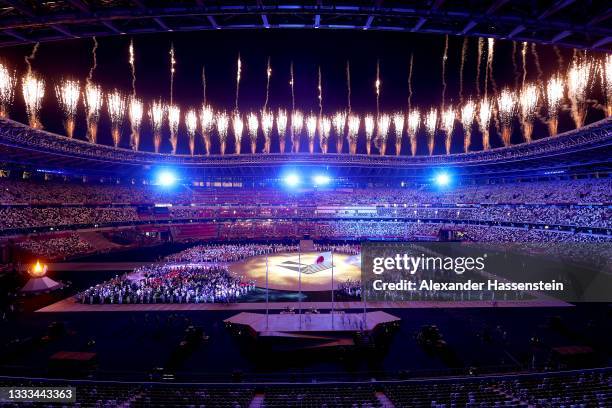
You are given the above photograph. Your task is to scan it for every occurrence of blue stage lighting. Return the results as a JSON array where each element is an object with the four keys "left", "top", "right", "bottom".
[
  {"left": 434, "top": 172, "right": 451, "bottom": 187},
  {"left": 157, "top": 171, "right": 177, "bottom": 187},
  {"left": 284, "top": 173, "right": 301, "bottom": 187},
  {"left": 313, "top": 174, "right": 331, "bottom": 186}
]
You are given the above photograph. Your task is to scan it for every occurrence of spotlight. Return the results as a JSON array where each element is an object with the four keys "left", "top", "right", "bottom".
[
  {"left": 284, "top": 173, "right": 300, "bottom": 187},
  {"left": 313, "top": 174, "right": 331, "bottom": 186},
  {"left": 157, "top": 171, "right": 177, "bottom": 187},
  {"left": 434, "top": 172, "right": 451, "bottom": 187}
]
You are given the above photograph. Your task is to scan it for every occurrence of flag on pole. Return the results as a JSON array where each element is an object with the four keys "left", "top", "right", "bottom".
[{"left": 305, "top": 251, "right": 333, "bottom": 274}]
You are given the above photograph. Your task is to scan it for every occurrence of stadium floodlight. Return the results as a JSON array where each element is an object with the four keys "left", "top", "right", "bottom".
[
  {"left": 434, "top": 172, "right": 451, "bottom": 187},
  {"left": 284, "top": 173, "right": 301, "bottom": 187},
  {"left": 157, "top": 170, "right": 177, "bottom": 187},
  {"left": 313, "top": 174, "right": 331, "bottom": 186}
]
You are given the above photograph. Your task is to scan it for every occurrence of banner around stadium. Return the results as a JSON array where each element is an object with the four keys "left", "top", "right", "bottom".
[{"left": 361, "top": 242, "right": 612, "bottom": 302}]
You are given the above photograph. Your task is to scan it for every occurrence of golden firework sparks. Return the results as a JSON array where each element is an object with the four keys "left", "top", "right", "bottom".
[
  {"left": 0, "top": 63, "right": 16, "bottom": 118},
  {"left": 55, "top": 79, "right": 79, "bottom": 138},
  {"left": 106, "top": 90, "right": 126, "bottom": 147},
  {"left": 22, "top": 73, "right": 45, "bottom": 128},
  {"left": 128, "top": 97, "right": 143, "bottom": 150}
]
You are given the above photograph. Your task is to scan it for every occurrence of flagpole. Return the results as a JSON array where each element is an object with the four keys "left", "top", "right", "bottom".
[
  {"left": 266, "top": 254, "right": 269, "bottom": 330},
  {"left": 362, "top": 246, "right": 367, "bottom": 331},
  {"left": 298, "top": 244, "right": 302, "bottom": 329},
  {"left": 331, "top": 249, "right": 334, "bottom": 329}
]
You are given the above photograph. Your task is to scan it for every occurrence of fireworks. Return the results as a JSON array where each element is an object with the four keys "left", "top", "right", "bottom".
[
  {"left": 185, "top": 109, "right": 198, "bottom": 155},
  {"left": 425, "top": 108, "right": 438, "bottom": 155},
  {"left": 498, "top": 88, "right": 517, "bottom": 147},
  {"left": 393, "top": 113, "right": 404, "bottom": 156},
  {"left": 0, "top": 63, "right": 16, "bottom": 118},
  {"left": 200, "top": 104, "right": 214, "bottom": 155},
  {"left": 261, "top": 110, "right": 274, "bottom": 153},
  {"left": 546, "top": 75, "right": 563, "bottom": 136},
  {"left": 84, "top": 83, "right": 102, "bottom": 143},
  {"left": 128, "top": 97, "right": 143, "bottom": 150},
  {"left": 364, "top": 114, "right": 375, "bottom": 155},
  {"left": 318, "top": 115, "right": 331, "bottom": 153},
  {"left": 106, "top": 90, "right": 126, "bottom": 147},
  {"left": 22, "top": 73, "right": 45, "bottom": 129},
  {"left": 519, "top": 84, "right": 538, "bottom": 142},
  {"left": 407, "top": 110, "right": 420, "bottom": 156},
  {"left": 377, "top": 113, "right": 391, "bottom": 155},
  {"left": 166, "top": 105, "right": 180, "bottom": 154},
  {"left": 567, "top": 59, "right": 593, "bottom": 128},
  {"left": 440, "top": 107, "right": 455, "bottom": 155},
  {"left": 235, "top": 55, "right": 241, "bottom": 110},
  {"left": 216, "top": 111, "right": 229, "bottom": 154},
  {"left": 247, "top": 112, "right": 259, "bottom": 154},
  {"left": 54, "top": 79, "right": 80, "bottom": 138},
  {"left": 149, "top": 100, "right": 164, "bottom": 153},
  {"left": 290, "top": 110, "right": 303, "bottom": 153},
  {"left": 332, "top": 111, "right": 346, "bottom": 153},
  {"left": 306, "top": 114, "right": 317, "bottom": 154},
  {"left": 347, "top": 114, "right": 360, "bottom": 154},
  {"left": 604, "top": 55, "right": 612, "bottom": 116},
  {"left": 478, "top": 98, "right": 492, "bottom": 150},
  {"left": 232, "top": 113, "right": 244, "bottom": 154},
  {"left": 461, "top": 100, "right": 475, "bottom": 152},
  {"left": 276, "top": 109, "right": 288, "bottom": 153}
]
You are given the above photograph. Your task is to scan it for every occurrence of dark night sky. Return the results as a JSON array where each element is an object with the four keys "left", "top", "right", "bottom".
[{"left": 0, "top": 30, "right": 606, "bottom": 154}]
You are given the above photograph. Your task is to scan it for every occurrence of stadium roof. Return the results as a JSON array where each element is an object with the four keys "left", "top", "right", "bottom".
[
  {"left": 1, "top": 117, "right": 610, "bottom": 179},
  {"left": 0, "top": 1, "right": 610, "bottom": 51}
]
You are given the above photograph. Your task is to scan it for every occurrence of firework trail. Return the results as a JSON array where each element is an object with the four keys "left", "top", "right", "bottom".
[
  {"left": 497, "top": 88, "right": 517, "bottom": 147},
  {"left": 519, "top": 84, "right": 538, "bottom": 142},
  {"left": 346, "top": 61, "right": 351, "bottom": 113},
  {"left": 247, "top": 112, "right": 259, "bottom": 154},
  {"left": 216, "top": 111, "right": 229, "bottom": 155},
  {"left": 476, "top": 38, "right": 483, "bottom": 98},
  {"left": 185, "top": 109, "right": 198, "bottom": 155},
  {"left": 264, "top": 57, "right": 271, "bottom": 112},
  {"left": 25, "top": 42, "right": 39, "bottom": 75},
  {"left": 261, "top": 110, "right": 274, "bottom": 153},
  {"left": 84, "top": 83, "right": 102, "bottom": 143},
  {"left": 277, "top": 109, "right": 288, "bottom": 153},
  {"left": 290, "top": 61, "right": 295, "bottom": 111},
  {"left": 364, "top": 114, "right": 375, "bottom": 155},
  {"left": 408, "top": 53, "right": 414, "bottom": 111},
  {"left": 22, "top": 73, "right": 44, "bottom": 129},
  {"left": 567, "top": 59, "right": 593, "bottom": 128},
  {"left": 521, "top": 42, "right": 528, "bottom": 88},
  {"left": 332, "top": 111, "right": 346, "bottom": 153},
  {"left": 461, "top": 100, "right": 475, "bottom": 153},
  {"left": 129, "top": 39, "right": 136, "bottom": 97},
  {"left": 306, "top": 113, "right": 318, "bottom": 154},
  {"left": 232, "top": 113, "right": 244, "bottom": 154},
  {"left": 602, "top": 55, "right": 611, "bottom": 116},
  {"left": 440, "top": 106, "right": 455, "bottom": 155},
  {"left": 149, "top": 100, "right": 164, "bottom": 153},
  {"left": 169, "top": 44, "right": 176, "bottom": 105},
  {"left": 478, "top": 98, "right": 492, "bottom": 150},
  {"left": 393, "top": 112, "right": 404, "bottom": 156},
  {"left": 531, "top": 43, "right": 543, "bottom": 84},
  {"left": 407, "top": 110, "right": 420, "bottom": 156},
  {"left": 235, "top": 54, "right": 241, "bottom": 111},
  {"left": 200, "top": 104, "right": 214, "bottom": 155},
  {"left": 106, "top": 90, "right": 126, "bottom": 147},
  {"left": 166, "top": 104, "right": 180, "bottom": 154},
  {"left": 87, "top": 37, "right": 98, "bottom": 85},
  {"left": 512, "top": 42, "right": 519, "bottom": 89},
  {"left": 202, "top": 66, "right": 207, "bottom": 105},
  {"left": 459, "top": 37, "right": 468, "bottom": 103},
  {"left": 425, "top": 108, "right": 438, "bottom": 155},
  {"left": 553, "top": 46, "right": 564, "bottom": 70},
  {"left": 546, "top": 75, "right": 563, "bottom": 136},
  {"left": 128, "top": 97, "right": 143, "bottom": 151},
  {"left": 487, "top": 38, "right": 497, "bottom": 95},
  {"left": 441, "top": 35, "right": 449, "bottom": 108},
  {"left": 347, "top": 114, "right": 360, "bottom": 154},
  {"left": 318, "top": 115, "right": 331, "bottom": 153},
  {"left": 55, "top": 79, "right": 80, "bottom": 138},
  {"left": 376, "top": 113, "right": 390, "bottom": 155},
  {"left": 291, "top": 110, "right": 303, "bottom": 152},
  {"left": 375, "top": 60, "right": 381, "bottom": 116},
  {"left": 317, "top": 66, "right": 323, "bottom": 116},
  {"left": 0, "top": 63, "right": 16, "bottom": 118}
]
